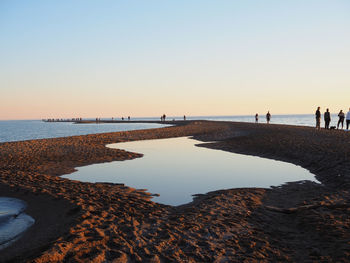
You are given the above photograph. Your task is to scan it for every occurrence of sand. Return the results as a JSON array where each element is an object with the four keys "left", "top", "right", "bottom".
[{"left": 0, "top": 121, "right": 350, "bottom": 262}]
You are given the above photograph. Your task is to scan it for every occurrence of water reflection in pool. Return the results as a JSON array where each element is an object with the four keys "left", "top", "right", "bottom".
[{"left": 63, "top": 137, "right": 317, "bottom": 205}]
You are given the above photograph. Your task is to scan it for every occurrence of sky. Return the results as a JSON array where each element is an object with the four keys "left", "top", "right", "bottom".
[{"left": 1, "top": 0, "right": 349, "bottom": 120}]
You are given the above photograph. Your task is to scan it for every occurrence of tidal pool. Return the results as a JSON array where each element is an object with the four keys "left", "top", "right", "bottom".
[{"left": 63, "top": 137, "right": 317, "bottom": 206}]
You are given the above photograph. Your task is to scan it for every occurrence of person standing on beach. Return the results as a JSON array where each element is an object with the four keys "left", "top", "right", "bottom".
[
  {"left": 337, "top": 110, "right": 345, "bottom": 129},
  {"left": 255, "top": 113, "right": 259, "bottom": 123},
  {"left": 266, "top": 111, "right": 271, "bottom": 124},
  {"left": 315, "top": 107, "right": 321, "bottom": 129},
  {"left": 324, "top": 108, "right": 331, "bottom": 129},
  {"left": 346, "top": 108, "right": 350, "bottom": 130}
]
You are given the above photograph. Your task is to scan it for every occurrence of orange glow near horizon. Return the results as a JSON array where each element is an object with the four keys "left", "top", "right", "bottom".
[{"left": 1, "top": 1, "right": 349, "bottom": 120}]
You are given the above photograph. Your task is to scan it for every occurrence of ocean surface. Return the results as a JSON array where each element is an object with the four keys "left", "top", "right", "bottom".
[
  {"left": 0, "top": 120, "right": 169, "bottom": 143},
  {"left": 0, "top": 197, "right": 34, "bottom": 250},
  {"left": 63, "top": 137, "right": 318, "bottom": 206},
  {"left": 0, "top": 114, "right": 346, "bottom": 143}
]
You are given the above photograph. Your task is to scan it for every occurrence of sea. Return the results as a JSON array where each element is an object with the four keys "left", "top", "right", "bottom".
[
  {"left": 0, "top": 121, "right": 169, "bottom": 143},
  {"left": 0, "top": 198, "right": 34, "bottom": 250},
  {"left": 0, "top": 114, "right": 344, "bottom": 143}
]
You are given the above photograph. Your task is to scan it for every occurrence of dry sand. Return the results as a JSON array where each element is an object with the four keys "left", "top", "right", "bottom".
[{"left": 1, "top": 121, "right": 350, "bottom": 262}]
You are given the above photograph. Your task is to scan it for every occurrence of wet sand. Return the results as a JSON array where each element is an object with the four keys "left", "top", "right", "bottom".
[{"left": 0, "top": 121, "right": 350, "bottom": 262}]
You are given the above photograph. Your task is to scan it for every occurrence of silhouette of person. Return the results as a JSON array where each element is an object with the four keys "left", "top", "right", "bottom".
[
  {"left": 346, "top": 108, "right": 350, "bottom": 130},
  {"left": 324, "top": 108, "right": 331, "bottom": 129},
  {"left": 266, "top": 111, "right": 271, "bottom": 124},
  {"left": 315, "top": 107, "right": 321, "bottom": 129},
  {"left": 255, "top": 113, "right": 259, "bottom": 123},
  {"left": 128, "top": 116, "right": 130, "bottom": 121},
  {"left": 184, "top": 115, "right": 186, "bottom": 121},
  {"left": 163, "top": 114, "right": 166, "bottom": 121},
  {"left": 337, "top": 110, "right": 345, "bottom": 129}
]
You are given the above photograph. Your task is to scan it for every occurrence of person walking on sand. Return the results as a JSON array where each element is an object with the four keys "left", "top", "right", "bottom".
[
  {"left": 255, "top": 113, "right": 259, "bottom": 123},
  {"left": 266, "top": 111, "right": 271, "bottom": 124},
  {"left": 346, "top": 108, "right": 350, "bottom": 130},
  {"left": 315, "top": 107, "right": 321, "bottom": 129},
  {"left": 337, "top": 110, "right": 345, "bottom": 129},
  {"left": 324, "top": 108, "right": 331, "bottom": 129}
]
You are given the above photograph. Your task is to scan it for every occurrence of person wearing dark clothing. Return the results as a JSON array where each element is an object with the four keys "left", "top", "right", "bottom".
[
  {"left": 255, "top": 113, "right": 259, "bottom": 123},
  {"left": 315, "top": 107, "right": 321, "bottom": 129},
  {"left": 337, "top": 110, "right": 345, "bottom": 129},
  {"left": 324, "top": 108, "right": 331, "bottom": 129},
  {"left": 266, "top": 111, "right": 271, "bottom": 124},
  {"left": 346, "top": 108, "right": 350, "bottom": 130}
]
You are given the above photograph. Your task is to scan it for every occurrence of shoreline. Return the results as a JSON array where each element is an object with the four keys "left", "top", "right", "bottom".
[{"left": 1, "top": 121, "right": 350, "bottom": 262}]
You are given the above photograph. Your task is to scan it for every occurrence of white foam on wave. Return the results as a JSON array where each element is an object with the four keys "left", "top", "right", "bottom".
[{"left": 0, "top": 197, "right": 35, "bottom": 250}]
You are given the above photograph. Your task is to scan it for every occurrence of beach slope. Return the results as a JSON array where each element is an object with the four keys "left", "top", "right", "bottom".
[{"left": 1, "top": 121, "right": 350, "bottom": 262}]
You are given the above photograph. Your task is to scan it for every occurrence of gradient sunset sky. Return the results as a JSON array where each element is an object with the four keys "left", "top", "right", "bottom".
[{"left": 1, "top": 0, "right": 349, "bottom": 120}]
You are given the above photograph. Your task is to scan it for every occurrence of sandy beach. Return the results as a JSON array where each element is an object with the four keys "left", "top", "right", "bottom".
[{"left": 1, "top": 121, "right": 350, "bottom": 262}]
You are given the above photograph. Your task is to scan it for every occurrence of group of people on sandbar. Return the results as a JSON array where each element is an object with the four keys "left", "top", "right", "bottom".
[
  {"left": 255, "top": 111, "right": 271, "bottom": 124},
  {"left": 315, "top": 107, "right": 350, "bottom": 130}
]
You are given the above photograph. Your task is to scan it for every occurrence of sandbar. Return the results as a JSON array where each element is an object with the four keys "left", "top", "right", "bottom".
[{"left": 1, "top": 121, "right": 350, "bottom": 262}]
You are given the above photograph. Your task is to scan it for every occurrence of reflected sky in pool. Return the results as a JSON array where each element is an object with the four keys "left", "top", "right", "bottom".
[{"left": 63, "top": 137, "right": 318, "bottom": 206}]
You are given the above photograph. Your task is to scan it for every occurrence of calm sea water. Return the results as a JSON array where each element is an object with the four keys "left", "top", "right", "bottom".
[
  {"left": 0, "top": 120, "right": 169, "bottom": 143},
  {"left": 63, "top": 137, "right": 318, "bottom": 206}
]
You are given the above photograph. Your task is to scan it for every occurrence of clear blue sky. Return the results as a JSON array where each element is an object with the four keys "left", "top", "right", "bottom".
[{"left": 1, "top": 0, "right": 349, "bottom": 119}]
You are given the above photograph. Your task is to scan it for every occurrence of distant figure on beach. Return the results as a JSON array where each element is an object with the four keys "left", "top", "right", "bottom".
[
  {"left": 346, "top": 108, "right": 350, "bottom": 130},
  {"left": 128, "top": 116, "right": 130, "bottom": 121},
  {"left": 315, "top": 107, "right": 321, "bottom": 129},
  {"left": 324, "top": 108, "right": 331, "bottom": 129},
  {"left": 255, "top": 113, "right": 259, "bottom": 123},
  {"left": 337, "top": 110, "right": 345, "bottom": 129},
  {"left": 163, "top": 114, "right": 166, "bottom": 121},
  {"left": 266, "top": 111, "right": 271, "bottom": 124},
  {"left": 122, "top": 117, "right": 124, "bottom": 121},
  {"left": 184, "top": 115, "right": 186, "bottom": 121}
]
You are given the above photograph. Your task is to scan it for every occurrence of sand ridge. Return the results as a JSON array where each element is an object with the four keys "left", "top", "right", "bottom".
[{"left": 0, "top": 121, "right": 350, "bottom": 262}]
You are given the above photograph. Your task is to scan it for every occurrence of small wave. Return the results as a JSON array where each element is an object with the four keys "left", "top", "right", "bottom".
[{"left": 0, "top": 198, "right": 35, "bottom": 250}]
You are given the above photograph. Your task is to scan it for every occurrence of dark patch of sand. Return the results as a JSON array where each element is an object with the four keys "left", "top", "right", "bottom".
[{"left": 0, "top": 121, "right": 350, "bottom": 262}]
